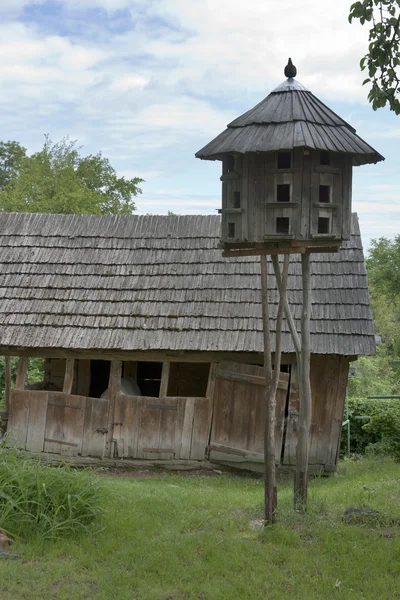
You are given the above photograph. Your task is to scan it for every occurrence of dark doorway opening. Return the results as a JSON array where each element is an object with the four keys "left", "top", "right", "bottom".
[
  {"left": 89, "top": 360, "right": 111, "bottom": 398},
  {"left": 137, "top": 362, "right": 162, "bottom": 397}
]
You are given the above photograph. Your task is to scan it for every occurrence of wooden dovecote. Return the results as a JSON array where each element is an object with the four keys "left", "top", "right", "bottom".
[{"left": 196, "top": 61, "right": 384, "bottom": 256}]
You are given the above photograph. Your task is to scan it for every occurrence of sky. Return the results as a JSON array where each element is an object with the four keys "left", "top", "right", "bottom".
[{"left": 1, "top": 0, "right": 399, "bottom": 252}]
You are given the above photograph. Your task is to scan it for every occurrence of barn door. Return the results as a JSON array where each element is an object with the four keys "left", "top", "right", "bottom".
[
  {"left": 209, "top": 361, "right": 289, "bottom": 469},
  {"left": 136, "top": 396, "right": 186, "bottom": 460}
]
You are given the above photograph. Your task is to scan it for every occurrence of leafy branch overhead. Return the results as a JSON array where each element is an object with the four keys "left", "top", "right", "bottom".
[
  {"left": 0, "top": 136, "right": 143, "bottom": 215},
  {"left": 349, "top": 0, "right": 400, "bottom": 114}
]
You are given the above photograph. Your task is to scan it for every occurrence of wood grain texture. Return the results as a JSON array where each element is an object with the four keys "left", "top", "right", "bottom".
[
  {"left": 4, "top": 356, "right": 11, "bottom": 413},
  {"left": 190, "top": 398, "right": 212, "bottom": 460},
  {"left": 210, "top": 361, "right": 288, "bottom": 460},
  {"left": 81, "top": 396, "right": 108, "bottom": 458},
  {"left": 105, "top": 360, "right": 122, "bottom": 458},
  {"left": 7, "top": 390, "right": 31, "bottom": 447},
  {"left": 25, "top": 391, "right": 48, "bottom": 452},
  {"left": 15, "top": 357, "right": 27, "bottom": 390},
  {"left": 63, "top": 359, "right": 75, "bottom": 394},
  {"left": 159, "top": 362, "right": 170, "bottom": 397}
]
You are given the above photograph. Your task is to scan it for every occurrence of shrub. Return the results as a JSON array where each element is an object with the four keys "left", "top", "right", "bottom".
[
  {"left": 0, "top": 444, "right": 106, "bottom": 540},
  {"left": 341, "top": 398, "right": 400, "bottom": 460}
]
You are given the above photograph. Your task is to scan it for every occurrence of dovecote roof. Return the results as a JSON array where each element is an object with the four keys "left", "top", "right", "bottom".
[{"left": 196, "top": 77, "right": 384, "bottom": 166}]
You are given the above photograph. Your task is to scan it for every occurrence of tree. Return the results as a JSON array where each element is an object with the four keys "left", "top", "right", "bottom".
[
  {"left": 349, "top": 0, "right": 400, "bottom": 114},
  {"left": 366, "top": 235, "right": 400, "bottom": 354},
  {"left": 367, "top": 235, "right": 400, "bottom": 299},
  {"left": 0, "top": 136, "right": 143, "bottom": 215}
]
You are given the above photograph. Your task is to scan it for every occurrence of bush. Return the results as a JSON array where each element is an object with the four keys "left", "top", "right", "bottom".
[
  {"left": 341, "top": 397, "right": 400, "bottom": 460},
  {"left": 0, "top": 444, "right": 106, "bottom": 540}
]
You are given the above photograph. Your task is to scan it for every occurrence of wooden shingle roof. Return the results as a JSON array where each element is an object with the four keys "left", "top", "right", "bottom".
[
  {"left": 196, "top": 78, "right": 384, "bottom": 166},
  {"left": 0, "top": 212, "right": 375, "bottom": 356}
]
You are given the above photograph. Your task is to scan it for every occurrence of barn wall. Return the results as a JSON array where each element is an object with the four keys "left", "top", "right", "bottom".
[
  {"left": 12, "top": 353, "right": 350, "bottom": 471},
  {"left": 283, "top": 354, "right": 350, "bottom": 470}
]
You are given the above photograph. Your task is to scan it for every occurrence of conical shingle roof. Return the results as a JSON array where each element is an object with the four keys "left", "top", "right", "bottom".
[{"left": 196, "top": 77, "right": 384, "bottom": 166}]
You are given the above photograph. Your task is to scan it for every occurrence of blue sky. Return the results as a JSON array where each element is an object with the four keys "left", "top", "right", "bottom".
[{"left": 1, "top": 0, "right": 399, "bottom": 251}]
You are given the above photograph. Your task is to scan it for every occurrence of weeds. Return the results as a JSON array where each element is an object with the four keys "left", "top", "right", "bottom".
[{"left": 0, "top": 444, "right": 106, "bottom": 540}]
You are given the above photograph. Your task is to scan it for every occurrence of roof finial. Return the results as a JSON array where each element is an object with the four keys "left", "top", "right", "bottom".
[{"left": 284, "top": 58, "right": 297, "bottom": 79}]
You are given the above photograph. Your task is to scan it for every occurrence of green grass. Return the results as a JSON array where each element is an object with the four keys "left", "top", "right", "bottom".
[
  {"left": 1, "top": 458, "right": 400, "bottom": 599},
  {"left": 0, "top": 446, "right": 106, "bottom": 540}
]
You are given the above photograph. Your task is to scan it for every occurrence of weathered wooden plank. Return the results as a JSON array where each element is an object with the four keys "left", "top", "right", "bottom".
[
  {"left": 190, "top": 397, "right": 212, "bottom": 460},
  {"left": 15, "top": 357, "right": 28, "bottom": 390},
  {"left": 159, "top": 362, "right": 170, "bottom": 397},
  {"left": 113, "top": 394, "right": 140, "bottom": 458},
  {"left": 136, "top": 396, "right": 162, "bottom": 459},
  {"left": 61, "top": 394, "right": 86, "bottom": 457},
  {"left": 81, "top": 396, "right": 108, "bottom": 458},
  {"left": 210, "top": 361, "right": 289, "bottom": 464},
  {"left": 179, "top": 398, "right": 195, "bottom": 459},
  {"left": 44, "top": 391, "right": 65, "bottom": 454},
  {"left": 209, "top": 443, "right": 264, "bottom": 463},
  {"left": 159, "top": 397, "right": 181, "bottom": 458},
  {"left": 7, "top": 390, "right": 31, "bottom": 448},
  {"left": 215, "top": 369, "right": 288, "bottom": 390},
  {"left": 25, "top": 391, "right": 48, "bottom": 452},
  {"left": 63, "top": 359, "right": 75, "bottom": 394},
  {"left": 173, "top": 398, "right": 186, "bottom": 459}
]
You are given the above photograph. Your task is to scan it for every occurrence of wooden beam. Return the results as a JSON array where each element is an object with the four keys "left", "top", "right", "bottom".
[
  {"left": 105, "top": 360, "right": 122, "bottom": 459},
  {"left": 215, "top": 369, "right": 287, "bottom": 390},
  {"left": 159, "top": 362, "right": 170, "bottom": 397},
  {"left": 62, "top": 359, "right": 75, "bottom": 395},
  {"left": 0, "top": 347, "right": 276, "bottom": 365},
  {"left": 223, "top": 247, "right": 306, "bottom": 258},
  {"left": 15, "top": 357, "right": 28, "bottom": 390}
]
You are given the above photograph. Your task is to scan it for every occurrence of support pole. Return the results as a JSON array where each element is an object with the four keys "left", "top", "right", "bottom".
[
  {"left": 105, "top": 360, "right": 122, "bottom": 459},
  {"left": 2, "top": 356, "right": 12, "bottom": 435},
  {"left": 260, "top": 255, "right": 275, "bottom": 524},
  {"left": 15, "top": 357, "right": 28, "bottom": 391},
  {"left": 4, "top": 357, "right": 11, "bottom": 413},
  {"left": 63, "top": 359, "right": 75, "bottom": 395},
  {"left": 294, "top": 253, "right": 312, "bottom": 509},
  {"left": 271, "top": 255, "right": 290, "bottom": 393}
]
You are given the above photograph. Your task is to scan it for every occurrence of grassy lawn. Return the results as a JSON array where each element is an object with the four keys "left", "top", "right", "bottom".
[{"left": 1, "top": 458, "right": 400, "bottom": 600}]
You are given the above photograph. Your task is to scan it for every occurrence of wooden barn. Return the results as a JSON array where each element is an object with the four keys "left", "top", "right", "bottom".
[{"left": 0, "top": 211, "right": 374, "bottom": 472}]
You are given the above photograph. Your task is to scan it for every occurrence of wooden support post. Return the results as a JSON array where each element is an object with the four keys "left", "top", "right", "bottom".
[
  {"left": 272, "top": 256, "right": 301, "bottom": 355},
  {"left": 4, "top": 356, "right": 11, "bottom": 413},
  {"left": 105, "top": 360, "right": 122, "bottom": 459},
  {"left": 294, "top": 253, "right": 312, "bottom": 509},
  {"left": 271, "top": 255, "right": 289, "bottom": 392},
  {"left": 15, "top": 357, "right": 28, "bottom": 390},
  {"left": 63, "top": 359, "right": 75, "bottom": 394},
  {"left": 159, "top": 362, "right": 170, "bottom": 397},
  {"left": 260, "top": 255, "right": 276, "bottom": 524},
  {"left": 1, "top": 356, "right": 12, "bottom": 434}
]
